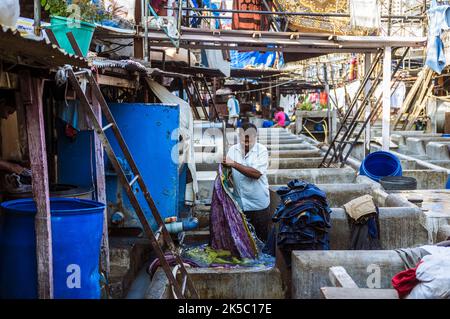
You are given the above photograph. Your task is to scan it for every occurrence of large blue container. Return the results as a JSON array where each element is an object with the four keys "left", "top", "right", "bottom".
[
  {"left": 0, "top": 198, "right": 104, "bottom": 299},
  {"left": 360, "top": 151, "right": 402, "bottom": 182},
  {"left": 105, "top": 103, "right": 181, "bottom": 230}
]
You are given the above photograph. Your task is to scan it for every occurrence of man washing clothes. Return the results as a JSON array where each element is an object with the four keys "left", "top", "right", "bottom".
[{"left": 222, "top": 122, "right": 270, "bottom": 241}]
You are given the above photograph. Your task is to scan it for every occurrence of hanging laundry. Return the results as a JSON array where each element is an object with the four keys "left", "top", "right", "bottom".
[
  {"left": 232, "top": 0, "right": 267, "bottom": 31},
  {"left": 343, "top": 195, "right": 382, "bottom": 250},
  {"left": 349, "top": 0, "right": 381, "bottom": 30},
  {"left": 348, "top": 56, "right": 358, "bottom": 81},
  {"left": 319, "top": 91, "right": 328, "bottom": 108},
  {"left": 391, "top": 81, "right": 406, "bottom": 110},
  {"left": 426, "top": 0, "right": 450, "bottom": 74},
  {"left": 210, "top": 164, "right": 258, "bottom": 259}
]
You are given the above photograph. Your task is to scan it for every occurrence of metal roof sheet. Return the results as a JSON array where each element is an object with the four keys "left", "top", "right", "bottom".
[{"left": 0, "top": 26, "right": 88, "bottom": 69}]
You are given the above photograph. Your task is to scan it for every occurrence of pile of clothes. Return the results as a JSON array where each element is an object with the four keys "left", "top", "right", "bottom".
[
  {"left": 392, "top": 245, "right": 450, "bottom": 299},
  {"left": 265, "top": 180, "right": 332, "bottom": 258}
]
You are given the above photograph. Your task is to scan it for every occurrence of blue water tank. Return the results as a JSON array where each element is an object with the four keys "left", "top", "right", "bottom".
[
  {"left": 105, "top": 103, "right": 181, "bottom": 230},
  {"left": 0, "top": 198, "right": 104, "bottom": 299}
]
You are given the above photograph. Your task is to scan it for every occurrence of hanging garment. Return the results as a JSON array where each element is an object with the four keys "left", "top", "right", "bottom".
[
  {"left": 266, "top": 180, "right": 332, "bottom": 256},
  {"left": 349, "top": 0, "right": 381, "bottom": 30},
  {"left": 391, "top": 81, "right": 406, "bottom": 109},
  {"left": 426, "top": 0, "right": 450, "bottom": 74},
  {"left": 210, "top": 164, "right": 258, "bottom": 259},
  {"left": 202, "top": 49, "right": 231, "bottom": 77},
  {"left": 343, "top": 195, "right": 382, "bottom": 250},
  {"left": 319, "top": 92, "right": 328, "bottom": 107},
  {"left": 0, "top": 0, "right": 19, "bottom": 27},
  {"left": 232, "top": 0, "right": 266, "bottom": 31}
]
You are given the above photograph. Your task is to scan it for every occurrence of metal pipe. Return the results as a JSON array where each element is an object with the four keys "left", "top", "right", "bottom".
[
  {"left": 180, "top": 15, "right": 421, "bottom": 21},
  {"left": 34, "top": 0, "right": 41, "bottom": 36},
  {"left": 177, "top": 0, "right": 183, "bottom": 52},
  {"left": 165, "top": 7, "right": 425, "bottom": 20},
  {"left": 143, "top": 0, "right": 149, "bottom": 62}
]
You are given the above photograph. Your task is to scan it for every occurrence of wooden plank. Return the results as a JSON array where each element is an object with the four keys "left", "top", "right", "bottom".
[
  {"left": 91, "top": 89, "right": 110, "bottom": 282},
  {"left": 321, "top": 287, "right": 399, "bottom": 299},
  {"left": 445, "top": 112, "right": 450, "bottom": 134},
  {"left": 97, "top": 74, "right": 137, "bottom": 89},
  {"left": 45, "top": 28, "right": 60, "bottom": 47},
  {"left": 328, "top": 266, "right": 359, "bottom": 288},
  {"left": 66, "top": 32, "right": 84, "bottom": 57},
  {"left": 20, "top": 71, "right": 54, "bottom": 299}
]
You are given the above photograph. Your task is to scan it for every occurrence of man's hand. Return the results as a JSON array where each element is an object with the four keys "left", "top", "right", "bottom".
[
  {"left": 0, "top": 160, "right": 29, "bottom": 175},
  {"left": 222, "top": 157, "right": 235, "bottom": 168},
  {"left": 11, "top": 163, "right": 29, "bottom": 175}
]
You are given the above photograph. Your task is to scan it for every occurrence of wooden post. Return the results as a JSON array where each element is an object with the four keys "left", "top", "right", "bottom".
[
  {"left": 364, "top": 53, "right": 372, "bottom": 156},
  {"left": 134, "top": 0, "right": 144, "bottom": 59},
  {"left": 382, "top": 47, "right": 392, "bottom": 151},
  {"left": 20, "top": 71, "right": 54, "bottom": 299},
  {"left": 92, "top": 91, "right": 110, "bottom": 279}
]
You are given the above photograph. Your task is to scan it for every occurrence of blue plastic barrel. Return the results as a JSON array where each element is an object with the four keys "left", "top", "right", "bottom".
[
  {"left": 0, "top": 198, "right": 105, "bottom": 299},
  {"left": 359, "top": 151, "right": 402, "bottom": 182}
]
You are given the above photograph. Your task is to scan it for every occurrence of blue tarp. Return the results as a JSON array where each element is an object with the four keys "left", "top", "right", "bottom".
[{"left": 230, "top": 50, "right": 284, "bottom": 69}]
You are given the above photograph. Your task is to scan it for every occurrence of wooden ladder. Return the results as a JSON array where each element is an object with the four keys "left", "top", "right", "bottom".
[{"left": 66, "top": 67, "right": 199, "bottom": 299}]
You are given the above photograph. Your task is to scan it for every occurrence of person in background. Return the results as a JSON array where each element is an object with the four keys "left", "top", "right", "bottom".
[
  {"left": 227, "top": 94, "right": 240, "bottom": 127},
  {"left": 261, "top": 93, "right": 271, "bottom": 119},
  {"left": 273, "top": 107, "right": 286, "bottom": 127},
  {"left": 284, "top": 109, "right": 291, "bottom": 127},
  {"left": 222, "top": 122, "right": 270, "bottom": 241}
]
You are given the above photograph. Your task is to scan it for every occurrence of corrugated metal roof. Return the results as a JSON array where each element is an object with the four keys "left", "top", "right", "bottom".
[
  {"left": 92, "top": 58, "right": 147, "bottom": 73},
  {"left": 0, "top": 26, "right": 88, "bottom": 69}
]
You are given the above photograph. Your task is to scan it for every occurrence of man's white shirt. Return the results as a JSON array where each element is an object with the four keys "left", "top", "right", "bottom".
[{"left": 226, "top": 142, "right": 270, "bottom": 211}]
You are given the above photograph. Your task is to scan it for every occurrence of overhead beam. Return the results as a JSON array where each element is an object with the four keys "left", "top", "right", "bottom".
[
  {"left": 146, "top": 42, "right": 379, "bottom": 54},
  {"left": 97, "top": 74, "right": 137, "bottom": 89}
]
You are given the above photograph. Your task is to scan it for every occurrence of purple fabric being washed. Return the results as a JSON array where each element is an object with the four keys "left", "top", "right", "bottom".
[{"left": 209, "top": 165, "right": 257, "bottom": 259}]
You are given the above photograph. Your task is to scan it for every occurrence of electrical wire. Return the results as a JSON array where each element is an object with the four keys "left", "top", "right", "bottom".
[{"left": 232, "top": 79, "right": 296, "bottom": 94}]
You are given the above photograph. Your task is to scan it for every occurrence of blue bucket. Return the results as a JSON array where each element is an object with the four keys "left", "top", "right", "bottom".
[
  {"left": 360, "top": 151, "right": 402, "bottom": 182},
  {"left": 0, "top": 198, "right": 105, "bottom": 299}
]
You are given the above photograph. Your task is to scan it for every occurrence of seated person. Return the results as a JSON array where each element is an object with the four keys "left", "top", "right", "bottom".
[{"left": 273, "top": 107, "right": 286, "bottom": 127}]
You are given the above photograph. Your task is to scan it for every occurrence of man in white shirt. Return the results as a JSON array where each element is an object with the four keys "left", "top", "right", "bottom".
[
  {"left": 227, "top": 94, "right": 240, "bottom": 127},
  {"left": 223, "top": 122, "right": 270, "bottom": 241}
]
